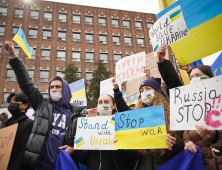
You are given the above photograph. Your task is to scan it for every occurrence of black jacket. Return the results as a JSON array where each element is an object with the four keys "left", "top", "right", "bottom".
[
  {"left": 79, "top": 150, "right": 137, "bottom": 170},
  {"left": 9, "top": 57, "right": 83, "bottom": 170},
  {"left": 0, "top": 114, "right": 33, "bottom": 170},
  {"left": 158, "top": 59, "right": 182, "bottom": 96}
]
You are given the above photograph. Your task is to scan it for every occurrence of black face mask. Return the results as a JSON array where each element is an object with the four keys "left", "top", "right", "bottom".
[{"left": 8, "top": 103, "right": 21, "bottom": 116}]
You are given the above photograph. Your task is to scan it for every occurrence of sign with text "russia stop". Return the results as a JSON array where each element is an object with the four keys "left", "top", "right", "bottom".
[{"left": 115, "top": 52, "right": 146, "bottom": 83}]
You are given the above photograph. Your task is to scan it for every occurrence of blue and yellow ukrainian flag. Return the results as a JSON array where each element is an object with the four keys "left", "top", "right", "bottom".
[
  {"left": 109, "top": 116, "right": 115, "bottom": 125},
  {"left": 75, "top": 136, "right": 84, "bottom": 148},
  {"left": 157, "top": 0, "right": 222, "bottom": 66},
  {"left": 69, "top": 79, "right": 86, "bottom": 103},
  {"left": 114, "top": 105, "right": 168, "bottom": 149},
  {"left": 12, "top": 27, "right": 33, "bottom": 58},
  {"left": 170, "top": 9, "right": 182, "bottom": 22},
  {"left": 154, "top": 44, "right": 159, "bottom": 56}
]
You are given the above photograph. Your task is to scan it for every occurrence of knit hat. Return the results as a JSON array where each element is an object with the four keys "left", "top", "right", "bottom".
[{"left": 139, "top": 78, "right": 161, "bottom": 92}]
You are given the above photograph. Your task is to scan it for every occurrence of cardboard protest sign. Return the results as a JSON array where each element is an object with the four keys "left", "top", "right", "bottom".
[
  {"left": 74, "top": 116, "right": 116, "bottom": 150},
  {"left": 126, "top": 76, "right": 146, "bottom": 98},
  {"left": 100, "top": 77, "right": 121, "bottom": 97},
  {"left": 150, "top": 5, "right": 189, "bottom": 56},
  {"left": 115, "top": 52, "right": 146, "bottom": 83},
  {"left": 211, "top": 52, "right": 222, "bottom": 77},
  {"left": 0, "top": 124, "right": 18, "bottom": 170},
  {"left": 157, "top": 0, "right": 222, "bottom": 66},
  {"left": 170, "top": 75, "right": 222, "bottom": 130},
  {"left": 114, "top": 105, "right": 167, "bottom": 149},
  {"left": 87, "top": 108, "right": 97, "bottom": 117},
  {"left": 69, "top": 79, "right": 87, "bottom": 110}
]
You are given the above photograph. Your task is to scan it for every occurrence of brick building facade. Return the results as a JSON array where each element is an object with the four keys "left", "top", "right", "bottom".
[{"left": 0, "top": 0, "right": 173, "bottom": 108}]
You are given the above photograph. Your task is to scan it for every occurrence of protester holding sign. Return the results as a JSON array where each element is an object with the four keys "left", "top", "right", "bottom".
[
  {"left": 157, "top": 44, "right": 222, "bottom": 170},
  {"left": 112, "top": 77, "right": 184, "bottom": 169},
  {"left": 0, "top": 92, "right": 33, "bottom": 170},
  {"left": 3, "top": 41, "right": 83, "bottom": 170},
  {"left": 79, "top": 94, "right": 137, "bottom": 170}
]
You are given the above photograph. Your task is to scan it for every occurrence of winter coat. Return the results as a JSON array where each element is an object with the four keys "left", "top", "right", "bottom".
[
  {"left": 113, "top": 88, "right": 184, "bottom": 170},
  {"left": 9, "top": 57, "right": 83, "bottom": 170},
  {"left": 158, "top": 59, "right": 222, "bottom": 170},
  {"left": 79, "top": 150, "right": 137, "bottom": 170},
  {"left": 0, "top": 113, "right": 33, "bottom": 170}
]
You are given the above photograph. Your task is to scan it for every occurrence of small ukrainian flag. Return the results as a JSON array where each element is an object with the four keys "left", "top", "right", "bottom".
[
  {"left": 170, "top": 9, "right": 182, "bottom": 22},
  {"left": 200, "top": 77, "right": 207, "bottom": 81},
  {"left": 146, "top": 94, "right": 153, "bottom": 101},
  {"left": 75, "top": 136, "right": 84, "bottom": 148},
  {"left": 12, "top": 27, "right": 33, "bottom": 58},
  {"left": 109, "top": 116, "right": 115, "bottom": 125},
  {"left": 104, "top": 106, "right": 109, "bottom": 111},
  {"left": 154, "top": 44, "right": 159, "bottom": 56}
]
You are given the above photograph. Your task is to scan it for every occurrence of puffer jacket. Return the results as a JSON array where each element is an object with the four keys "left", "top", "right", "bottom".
[
  {"left": 9, "top": 57, "right": 83, "bottom": 170},
  {"left": 158, "top": 58, "right": 222, "bottom": 170},
  {"left": 114, "top": 88, "right": 184, "bottom": 170}
]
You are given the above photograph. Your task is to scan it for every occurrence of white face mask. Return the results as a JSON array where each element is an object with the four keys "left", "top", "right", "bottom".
[
  {"left": 97, "top": 105, "right": 112, "bottom": 116},
  {"left": 50, "top": 92, "right": 62, "bottom": 102},
  {"left": 141, "top": 91, "right": 155, "bottom": 105},
  {"left": 190, "top": 77, "right": 207, "bottom": 84}
]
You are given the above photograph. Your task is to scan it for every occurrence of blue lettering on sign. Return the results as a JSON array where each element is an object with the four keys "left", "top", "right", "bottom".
[
  {"left": 211, "top": 52, "right": 222, "bottom": 77},
  {"left": 78, "top": 118, "right": 109, "bottom": 130}
]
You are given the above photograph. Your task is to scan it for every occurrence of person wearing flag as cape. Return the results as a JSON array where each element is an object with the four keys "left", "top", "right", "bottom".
[{"left": 3, "top": 37, "right": 83, "bottom": 169}]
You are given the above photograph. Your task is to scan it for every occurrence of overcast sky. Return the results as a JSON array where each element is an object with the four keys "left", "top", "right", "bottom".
[{"left": 44, "top": 0, "right": 221, "bottom": 65}]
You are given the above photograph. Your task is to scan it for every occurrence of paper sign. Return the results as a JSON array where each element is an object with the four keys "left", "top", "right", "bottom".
[
  {"left": 74, "top": 116, "right": 116, "bottom": 150},
  {"left": 0, "top": 124, "right": 18, "bottom": 170},
  {"left": 126, "top": 93, "right": 140, "bottom": 106},
  {"left": 149, "top": 5, "right": 189, "bottom": 55},
  {"left": 126, "top": 76, "right": 146, "bottom": 98},
  {"left": 211, "top": 52, "right": 222, "bottom": 77},
  {"left": 170, "top": 75, "right": 222, "bottom": 130},
  {"left": 115, "top": 52, "right": 146, "bottom": 83},
  {"left": 87, "top": 108, "right": 97, "bottom": 117},
  {"left": 114, "top": 106, "right": 167, "bottom": 149},
  {"left": 100, "top": 77, "right": 121, "bottom": 97}
]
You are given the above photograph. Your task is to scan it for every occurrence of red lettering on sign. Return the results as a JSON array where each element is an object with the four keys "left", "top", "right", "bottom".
[
  {"left": 135, "top": 68, "right": 140, "bottom": 76},
  {"left": 116, "top": 72, "right": 121, "bottom": 82},
  {"left": 137, "top": 56, "right": 143, "bottom": 63},
  {"left": 125, "top": 59, "right": 131, "bottom": 67},
  {"left": 0, "top": 154, "right": 5, "bottom": 161},
  {"left": 7, "top": 133, "right": 14, "bottom": 147},
  {"left": 127, "top": 69, "right": 134, "bottom": 78},
  {"left": 1, "top": 136, "right": 7, "bottom": 148}
]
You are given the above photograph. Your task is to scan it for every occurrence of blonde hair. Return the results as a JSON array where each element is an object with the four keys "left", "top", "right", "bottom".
[{"left": 136, "top": 91, "right": 179, "bottom": 156}]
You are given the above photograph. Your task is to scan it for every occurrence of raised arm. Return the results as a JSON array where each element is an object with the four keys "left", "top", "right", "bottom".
[{"left": 3, "top": 41, "right": 43, "bottom": 111}]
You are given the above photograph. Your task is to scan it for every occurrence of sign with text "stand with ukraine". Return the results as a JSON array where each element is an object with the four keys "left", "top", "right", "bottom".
[{"left": 114, "top": 105, "right": 168, "bottom": 149}]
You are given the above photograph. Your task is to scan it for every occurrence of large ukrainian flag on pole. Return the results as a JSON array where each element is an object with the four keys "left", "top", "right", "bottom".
[
  {"left": 157, "top": 0, "right": 222, "bottom": 66},
  {"left": 12, "top": 27, "right": 33, "bottom": 58}
]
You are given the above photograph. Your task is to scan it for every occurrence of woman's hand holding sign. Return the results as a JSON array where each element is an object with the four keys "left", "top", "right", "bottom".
[
  {"left": 195, "top": 125, "right": 216, "bottom": 142},
  {"left": 112, "top": 76, "right": 119, "bottom": 89},
  {"left": 165, "top": 134, "right": 176, "bottom": 151}
]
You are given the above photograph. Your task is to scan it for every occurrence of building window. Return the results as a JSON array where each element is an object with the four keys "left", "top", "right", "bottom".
[
  {"left": 135, "top": 21, "right": 142, "bottom": 29},
  {"left": 44, "top": 12, "right": 52, "bottom": 21},
  {"left": 147, "top": 22, "right": 153, "bottom": 30},
  {"left": 56, "top": 71, "right": 65, "bottom": 79},
  {"left": 59, "top": 13, "right": 66, "bottom": 22},
  {"left": 72, "top": 52, "right": 80, "bottom": 61},
  {"left": 57, "top": 51, "right": 66, "bottom": 61},
  {"left": 99, "top": 18, "right": 106, "bottom": 26},
  {"left": 149, "top": 39, "right": 152, "bottom": 47},
  {"left": 137, "top": 38, "right": 144, "bottom": 46},
  {"left": 40, "top": 71, "right": 49, "bottom": 82},
  {"left": 73, "top": 15, "right": 80, "bottom": 23},
  {"left": 29, "top": 29, "right": 37, "bottom": 38},
  {"left": 100, "top": 53, "right": 108, "bottom": 63},
  {"left": 58, "top": 31, "right": 66, "bottom": 41},
  {"left": 76, "top": 72, "right": 81, "bottom": 77},
  {"left": 123, "top": 20, "right": 130, "bottom": 28},
  {"left": 86, "top": 53, "right": 94, "bottom": 62},
  {"left": 0, "top": 6, "right": 7, "bottom": 16},
  {"left": 86, "top": 34, "right": 93, "bottom": 43},
  {"left": 112, "top": 19, "right": 119, "bottom": 27},
  {"left": 73, "top": 33, "right": 80, "bottom": 42},
  {"left": 43, "top": 30, "right": 51, "bottom": 39},
  {"left": 26, "top": 48, "right": 36, "bottom": 59},
  {"left": 6, "top": 69, "right": 16, "bottom": 80},
  {"left": 113, "top": 36, "right": 120, "bottom": 45},
  {"left": 28, "top": 70, "right": 34, "bottom": 79},
  {"left": 86, "top": 73, "right": 93, "bottom": 80},
  {"left": 0, "top": 26, "right": 5, "bottom": 36},
  {"left": 114, "top": 54, "right": 121, "bottom": 63},
  {"left": 14, "top": 47, "right": 19, "bottom": 55},
  {"left": 12, "top": 27, "right": 19, "bottom": 36},
  {"left": 41, "top": 49, "right": 50, "bottom": 60},
  {"left": 31, "top": 10, "right": 39, "bottom": 19},
  {"left": 125, "top": 37, "right": 132, "bottom": 46},
  {"left": 3, "top": 92, "right": 10, "bottom": 105},
  {"left": 85, "top": 16, "right": 93, "bottom": 25},
  {"left": 15, "top": 8, "right": 23, "bottom": 18},
  {"left": 99, "top": 35, "right": 107, "bottom": 44}
]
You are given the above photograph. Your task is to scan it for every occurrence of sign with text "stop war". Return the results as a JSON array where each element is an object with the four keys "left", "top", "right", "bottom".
[{"left": 115, "top": 52, "right": 146, "bottom": 84}]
